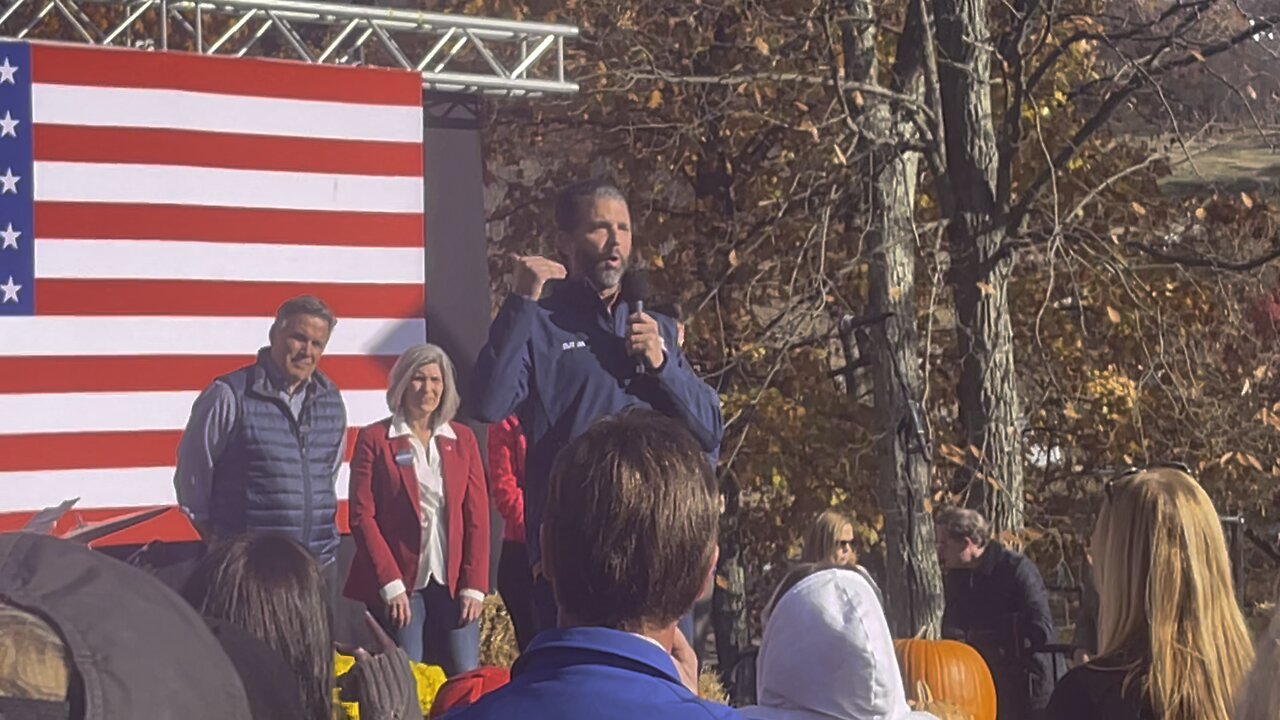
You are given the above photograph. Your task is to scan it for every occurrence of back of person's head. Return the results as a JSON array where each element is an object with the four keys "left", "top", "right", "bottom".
[
  {"left": 186, "top": 534, "right": 332, "bottom": 720},
  {"left": 934, "top": 507, "right": 990, "bottom": 548},
  {"left": 1094, "top": 468, "right": 1253, "bottom": 720},
  {"left": 746, "top": 564, "right": 932, "bottom": 720},
  {"left": 205, "top": 617, "right": 307, "bottom": 720},
  {"left": 542, "top": 409, "right": 718, "bottom": 632},
  {"left": 1236, "top": 601, "right": 1280, "bottom": 720},
  {"left": 762, "top": 561, "right": 839, "bottom": 626},
  {"left": 0, "top": 601, "right": 75, "bottom": 718},
  {"left": 801, "top": 510, "right": 854, "bottom": 565}
]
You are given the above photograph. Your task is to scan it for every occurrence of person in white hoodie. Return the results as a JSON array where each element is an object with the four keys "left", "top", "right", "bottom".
[{"left": 743, "top": 564, "right": 936, "bottom": 720}]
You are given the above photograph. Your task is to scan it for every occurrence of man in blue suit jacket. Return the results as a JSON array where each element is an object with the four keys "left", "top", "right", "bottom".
[{"left": 448, "top": 410, "right": 740, "bottom": 720}]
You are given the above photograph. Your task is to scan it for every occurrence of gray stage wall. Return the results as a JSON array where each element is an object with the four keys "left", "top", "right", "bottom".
[
  {"left": 421, "top": 92, "right": 493, "bottom": 401},
  {"left": 421, "top": 91, "right": 505, "bottom": 595}
]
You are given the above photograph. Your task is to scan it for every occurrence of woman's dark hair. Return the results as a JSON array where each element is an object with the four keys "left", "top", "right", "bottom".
[{"left": 185, "top": 535, "right": 333, "bottom": 720}]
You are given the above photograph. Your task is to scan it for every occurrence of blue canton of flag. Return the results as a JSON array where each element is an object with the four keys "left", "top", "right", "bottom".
[{"left": 0, "top": 42, "right": 32, "bottom": 316}]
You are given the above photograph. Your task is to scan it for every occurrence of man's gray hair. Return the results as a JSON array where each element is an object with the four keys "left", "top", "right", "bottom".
[
  {"left": 385, "top": 344, "right": 460, "bottom": 429},
  {"left": 936, "top": 506, "right": 991, "bottom": 548},
  {"left": 271, "top": 295, "right": 337, "bottom": 335}
]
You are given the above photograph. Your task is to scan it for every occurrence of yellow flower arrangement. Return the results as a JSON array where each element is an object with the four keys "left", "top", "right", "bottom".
[{"left": 333, "top": 652, "right": 448, "bottom": 720}]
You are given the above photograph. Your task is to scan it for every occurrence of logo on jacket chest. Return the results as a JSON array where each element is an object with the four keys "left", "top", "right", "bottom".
[{"left": 561, "top": 339, "right": 587, "bottom": 351}]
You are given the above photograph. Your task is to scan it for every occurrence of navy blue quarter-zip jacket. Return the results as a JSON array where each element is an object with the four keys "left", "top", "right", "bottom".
[{"left": 472, "top": 279, "right": 724, "bottom": 565}]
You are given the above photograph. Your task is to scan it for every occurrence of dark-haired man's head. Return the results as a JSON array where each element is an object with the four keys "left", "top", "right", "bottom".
[
  {"left": 934, "top": 506, "right": 990, "bottom": 570},
  {"left": 267, "top": 295, "right": 336, "bottom": 392},
  {"left": 553, "top": 179, "right": 632, "bottom": 296},
  {"left": 541, "top": 409, "right": 718, "bottom": 636}
]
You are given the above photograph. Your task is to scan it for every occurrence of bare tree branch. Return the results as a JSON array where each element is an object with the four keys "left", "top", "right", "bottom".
[{"left": 1126, "top": 241, "right": 1280, "bottom": 272}]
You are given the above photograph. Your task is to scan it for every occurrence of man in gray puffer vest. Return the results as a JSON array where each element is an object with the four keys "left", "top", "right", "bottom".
[{"left": 175, "top": 295, "right": 348, "bottom": 583}]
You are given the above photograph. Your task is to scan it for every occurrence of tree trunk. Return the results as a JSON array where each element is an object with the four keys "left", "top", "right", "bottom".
[
  {"left": 842, "top": 0, "right": 944, "bottom": 637},
  {"left": 712, "top": 472, "right": 751, "bottom": 702},
  {"left": 933, "top": 0, "right": 1025, "bottom": 535},
  {"left": 862, "top": 147, "right": 946, "bottom": 636}
]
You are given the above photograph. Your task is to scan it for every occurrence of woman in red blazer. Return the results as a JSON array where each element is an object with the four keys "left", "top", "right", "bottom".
[{"left": 344, "top": 343, "right": 490, "bottom": 675}]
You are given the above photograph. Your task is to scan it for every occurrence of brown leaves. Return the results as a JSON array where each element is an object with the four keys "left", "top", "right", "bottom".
[
  {"left": 1217, "top": 450, "right": 1266, "bottom": 472},
  {"left": 938, "top": 444, "right": 985, "bottom": 466},
  {"left": 1241, "top": 192, "right": 1255, "bottom": 209},
  {"left": 1106, "top": 306, "right": 1121, "bottom": 324},
  {"left": 1255, "top": 406, "right": 1280, "bottom": 434},
  {"left": 753, "top": 36, "right": 771, "bottom": 56},
  {"left": 938, "top": 444, "right": 966, "bottom": 466}
]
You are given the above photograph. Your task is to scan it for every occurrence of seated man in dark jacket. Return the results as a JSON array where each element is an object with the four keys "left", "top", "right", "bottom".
[{"left": 937, "top": 507, "right": 1058, "bottom": 720}]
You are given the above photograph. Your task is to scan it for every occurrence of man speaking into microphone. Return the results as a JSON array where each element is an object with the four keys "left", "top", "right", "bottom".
[{"left": 472, "top": 178, "right": 724, "bottom": 633}]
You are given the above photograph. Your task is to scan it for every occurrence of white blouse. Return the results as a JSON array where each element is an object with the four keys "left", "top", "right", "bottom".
[{"left": 377, "top": 415, "right": 483, "bottom": 604}]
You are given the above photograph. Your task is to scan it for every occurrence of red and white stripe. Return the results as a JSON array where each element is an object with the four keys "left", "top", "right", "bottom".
[{"left": 1, "top": 43, "right": 427, "bottom": 533}]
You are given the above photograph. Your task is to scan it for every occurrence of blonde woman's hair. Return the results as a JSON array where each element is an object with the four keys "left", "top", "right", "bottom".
[
  {"left": 802, "top": 509, "right": 854, "bottom": 564},
  {"left": 1093, "top": 468, "right": 1253, "bottom": 720},
  {"left": 385, "top": 344, "right": 460, "bottom": 429}
]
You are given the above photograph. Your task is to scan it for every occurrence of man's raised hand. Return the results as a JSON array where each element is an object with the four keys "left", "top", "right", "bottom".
[{"left": 511, "top": 255, "right": 567, "bottom": 301}]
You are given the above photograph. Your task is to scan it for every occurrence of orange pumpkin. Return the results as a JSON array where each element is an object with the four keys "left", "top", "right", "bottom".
[{"left": 893, "top": 638, "right": 997, "bottom": 720}]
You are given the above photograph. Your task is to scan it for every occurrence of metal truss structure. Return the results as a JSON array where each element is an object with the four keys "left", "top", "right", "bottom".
[{"left": 0, "top": 0, "right": 579, "bottom": 96}]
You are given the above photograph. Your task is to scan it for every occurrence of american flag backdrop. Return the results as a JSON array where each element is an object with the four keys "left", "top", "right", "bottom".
[{"left": 0, "top": 41, "right": 428, "bottom": 540}]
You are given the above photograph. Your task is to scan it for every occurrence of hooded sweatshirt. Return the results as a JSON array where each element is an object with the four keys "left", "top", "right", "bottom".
[{"left": 742, "top": 568, "right": 936, "bottom": 720}]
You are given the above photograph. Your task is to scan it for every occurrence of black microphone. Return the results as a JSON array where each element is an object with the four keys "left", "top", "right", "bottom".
[
  {"left": 622, "top": 270, "right": 648, "bottom": 315},
  {"left": 621, "top": 271, "right": 649, "bottom": 374}
]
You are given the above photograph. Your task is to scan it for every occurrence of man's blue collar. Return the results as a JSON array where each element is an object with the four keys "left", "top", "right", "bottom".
[{"left": 515, "top": 626, "right": 683, "bottom": 686}]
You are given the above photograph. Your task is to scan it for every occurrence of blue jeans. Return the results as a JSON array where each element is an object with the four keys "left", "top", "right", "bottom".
[{"left": 375, "top": 580, "right": 479, "bottom": 677}]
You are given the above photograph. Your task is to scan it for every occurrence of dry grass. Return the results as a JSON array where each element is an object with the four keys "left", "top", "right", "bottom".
[
  {"left": 910, "top": 701, "right": 974, "bottom": 720},
  {"left": 479, "top": 594, "right": 519, "bottom": 668},
  {"left": 698, "top": 670, "right": 728, "bottom": 703},
  {"left": 905, "top": 679, "right": 976, "bottom": 720}
]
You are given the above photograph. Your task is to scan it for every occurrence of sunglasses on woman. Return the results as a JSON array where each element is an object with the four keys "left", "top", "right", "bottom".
[{"left": 1104, "top": 461, "right": 1194, "bottom": 500}]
